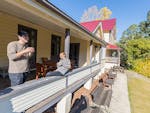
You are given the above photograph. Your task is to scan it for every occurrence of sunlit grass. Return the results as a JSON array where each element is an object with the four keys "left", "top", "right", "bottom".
[{"left": 128, "top": 75, "right": 150, "bottom": 113}]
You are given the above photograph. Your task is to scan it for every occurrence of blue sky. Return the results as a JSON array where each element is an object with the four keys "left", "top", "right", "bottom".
[{"left": 49, "top": 0, "right": 150, "bottom": 41}]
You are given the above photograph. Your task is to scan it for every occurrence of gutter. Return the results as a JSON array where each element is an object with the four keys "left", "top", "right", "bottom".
[{"left": 35, "top": 0, "right": 107, "bottom": 47}]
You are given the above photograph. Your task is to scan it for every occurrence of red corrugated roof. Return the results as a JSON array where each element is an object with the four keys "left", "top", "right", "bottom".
[
  {"left": 80, "top": 18, "right": 116, "bottom": 32},
  {"left": 107, "top": 43, "right": 120, "bottom": 50}
]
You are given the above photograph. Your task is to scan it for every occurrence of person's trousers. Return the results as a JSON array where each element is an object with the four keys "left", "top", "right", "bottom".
[
  {"left": 46, "top": 71, "right": 63, "bottom": 76},
  {"left": 9, "top": 73, "right": 28, "bottom": 86}
]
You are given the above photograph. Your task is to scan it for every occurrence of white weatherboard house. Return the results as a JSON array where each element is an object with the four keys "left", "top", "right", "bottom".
[
  {"left": 81, "top": 18, "right": 120, "bottom": 69},
  {"left": 0, "top": 0, "right": 120, "bottom": 113}
]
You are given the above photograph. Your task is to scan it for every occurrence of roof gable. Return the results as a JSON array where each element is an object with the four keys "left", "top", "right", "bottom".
[
  {"left": 80, "top": 20, "right": 100, "bottom": 32},
  {"left": 107, "top": 43, "right": 120, "bottom": 50},
  {"left": 80, "top": 18, "right": 116, "bottom": 33}
]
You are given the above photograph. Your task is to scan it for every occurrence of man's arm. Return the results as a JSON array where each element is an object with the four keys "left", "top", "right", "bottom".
[
  {"left": 62, "top": 59, "right": 71, "bottom": 69},
  {"left": 16, "top": 48, "right": 34, "bottom": 58},
  {"left": 57, "top": 61, "right": 62, "bottom": 68},
  {"left": 24, "top": 48, "right": 35, "bottom": 58},
  {"left": 7, "top": 43, "right": 34, "bottom": 60}
]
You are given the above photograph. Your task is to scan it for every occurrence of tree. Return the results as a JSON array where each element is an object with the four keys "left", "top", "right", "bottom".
[
  {"left": 119, "top": 10, "right": 150, "bottom": 69},
  {"left": 147, "top": 10, "right": 150, "bottom": 21},
  {"left": 80, "top": 6, "right": 112, "bottom": 22},
  {"left": 125, "top": 38, "right": 150, "bottom": 68},
  {"left": 80, "top": 6, "right": 100, "bottom": 22},
  {"left": 120, "top": 24, "right": 141, "bottom": 44},
  {"left": 127, "top": 38, "right": 150, "bottom": 59},
  {"left": 139, "top": 10, "right": 150, "bottom": 38},
  {"left": 99, "top": 7, "right": 112, "bottom": 20}
]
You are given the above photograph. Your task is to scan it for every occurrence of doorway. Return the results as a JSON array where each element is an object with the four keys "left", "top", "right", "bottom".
[
  {"left": 69, "top": 43, "right": 80, "bottom": 68},
  {"left": 51, "top": 35, "right": 61, "bottom": 61},
  {"left": 18, "top": 24, "right": 37, "bottom": 69}
]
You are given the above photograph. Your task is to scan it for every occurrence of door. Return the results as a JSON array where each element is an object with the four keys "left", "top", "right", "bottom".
[
  {"left": 18, "top": 24, "right": 37, "bottom": 69},
  {"left": 51, "top": 35, "right": 61, "bottom": 61},
  {"left": 69, "top": 43, "right": 80, "bottom": 68}
]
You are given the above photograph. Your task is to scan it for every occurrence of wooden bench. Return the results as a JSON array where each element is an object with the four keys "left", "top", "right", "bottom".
[
  {"left": 99, "top": 70, "right": 116, "bottom": 88},
  {"left": 112, "top": 66, "right": 124, "bottom": 73},
  {"left": 71, "top": 77, "right": 102, "bottom": 107}
]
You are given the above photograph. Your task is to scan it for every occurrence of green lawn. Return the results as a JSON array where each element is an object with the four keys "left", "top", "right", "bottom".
[{"left": 128, "top": 75, "right": 150, "bottom": 113}]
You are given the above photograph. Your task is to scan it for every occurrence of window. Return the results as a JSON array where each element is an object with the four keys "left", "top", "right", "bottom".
[
  {"left": 18, "top": 24, "right": 37, "bottom": 69},
  {"left": 51, "top": 35, "right": 61, "bottom": 61}
]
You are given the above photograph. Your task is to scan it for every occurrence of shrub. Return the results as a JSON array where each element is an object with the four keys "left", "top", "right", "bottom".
[{"left": 132, "top": 59, "right": 150, "bottom": 77}]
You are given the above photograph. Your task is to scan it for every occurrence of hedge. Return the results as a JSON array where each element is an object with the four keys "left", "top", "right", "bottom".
[{"left": 132, "top": 59, "right": 150, "bottom": 78}]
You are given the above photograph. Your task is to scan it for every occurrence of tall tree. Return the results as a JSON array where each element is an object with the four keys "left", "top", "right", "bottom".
[
  {"left": 125, "top": 38, "right": 150, "bottom": 66},
  {"left": 99, "top": 7, "right": 112, "bottom": 20},
  {"left": 124, "top": 24, "right": 140, "bottom": 38},
  {"left": 80, "top": 6, "right": 112, "bottom": 22},
  {"left": 120, "top": 24, "right": 141, "bottom": 44},
  {"left": 139, "top": 10, "right": 150, "bottom": 38},
  {"left": 147, "top": 10, "right": 150, "bottom": 21},
  {"left": 80, "top": 6, "right": 100, "bottom": 22},
  {"left": 119, "top": 10, "right": 150, "bottom": 68}
]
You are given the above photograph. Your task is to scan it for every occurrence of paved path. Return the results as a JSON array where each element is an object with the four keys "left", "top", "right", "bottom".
[
  {"left": 126, "top": 70, "right": 150, "bottom": 83},
  {"left": 109, "top": 72, "right": 131, "bottom": 113}
]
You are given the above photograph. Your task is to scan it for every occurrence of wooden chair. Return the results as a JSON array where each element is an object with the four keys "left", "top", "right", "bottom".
[
  {"left": 35, "top": 63, "right": 47, "bottom": 80},
  {"left": 41, "top": 57, "right": 48, "bottom": 64},
  {"left": 44, "top": 61, "right": 57, "bottom": 72},
  {"left": 70, "top": 60, "right": 75, "bottom": 70}
]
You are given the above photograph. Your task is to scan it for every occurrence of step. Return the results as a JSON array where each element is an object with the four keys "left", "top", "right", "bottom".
[
  {"left": 92, "top": 83, "right": 104, "bottom": 102},
  {"left": 105, "top": 79, "right": 114, "bottom": 85},
  {"left": 101, "top": 90, "right": 112, "bottom": 107}
]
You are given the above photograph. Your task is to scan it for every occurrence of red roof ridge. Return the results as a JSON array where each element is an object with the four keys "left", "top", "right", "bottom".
[
  {"left": 80, "top": 18, "right": 116, "bottom": 32},
  {"left": 107, "top": 43, "right": 120, "bottom": 50},
  {"left": 80, "top": 18, "right": 116, "bottom": 24}
]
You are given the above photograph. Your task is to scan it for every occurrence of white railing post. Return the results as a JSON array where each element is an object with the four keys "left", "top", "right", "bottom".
[
  {"left": 90, "top": 40, "right": 93, "bottom": 64},
  {"left": 56, "top": 93, "right": 72, "bottom": 113},
  {"left": 65, "top": 29, "right": 70, "bottom": 58},
  {"left": 84, "top": 78, "right": 93, "bottom": 90}
]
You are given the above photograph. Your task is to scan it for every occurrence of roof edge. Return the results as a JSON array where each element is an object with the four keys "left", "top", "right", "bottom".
[{"left": 35, "top": 0, "right": 107, "bottom": 47}]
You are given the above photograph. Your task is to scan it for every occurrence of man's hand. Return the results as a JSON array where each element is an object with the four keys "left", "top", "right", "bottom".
[
  {"left": 24, "top": 47, "right": 35, "bottom": 53},
  {"left": 16, "top": 47, "right": 35, "bottom": 58},
  {"left": 25, "top": 47, "right": 35, "bottom": 57}
]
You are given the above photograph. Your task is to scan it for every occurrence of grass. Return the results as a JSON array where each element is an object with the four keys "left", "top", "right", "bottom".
[{"left": 128, "top": 75, "right": 150, "bottom": 113}]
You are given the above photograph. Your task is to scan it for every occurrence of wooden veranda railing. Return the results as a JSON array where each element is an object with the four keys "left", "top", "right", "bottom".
[{"left": 0, "top": 63, "right": 101, "bottom": 113}]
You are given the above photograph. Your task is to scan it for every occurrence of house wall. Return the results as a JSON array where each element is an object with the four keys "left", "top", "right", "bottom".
[
  {"left": 95, "top": 46, "right": 100, "bottom": 63},
  {"left": 92, "top": 43, "right": 100, "bottom": 63},
  {"left": 86, "top": 41, "right": 90, "bottom": 65},
  {"left": 0, "top": 13, "right": 56, "bottom": 65},
  {"left": 0, "top": 12, "right": 89, "bottom": 68},
  {"left": 70, "top": 37, "right": 88, "bottom": 67},
  {"left": 94, "top": 26, "right": 103, "bottom": 40},
  {"left": 95, "top": 31, "right": 100, "bottom": 38},
  {"left": 106, "top": 50, "right": 118, "bottom": 57},
  {"left": 104, "top": 33, "right": 110, "bottom": 43},
  {"left": 101, "top": 47, "right": 106, "bottom": 60},
  {"left": 106, "top": 50, "right": 112, "bottom": 57},
  {"left": 111, "top": 26, "right": 116, "bottom": 44},
  {"left": 103, "top": 27, "right": 116, "bottom": 44}
]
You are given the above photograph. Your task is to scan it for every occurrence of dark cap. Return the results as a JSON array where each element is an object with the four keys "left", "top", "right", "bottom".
[{"left": 18, "top": 30, "right": 29, "bottom": 37}]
